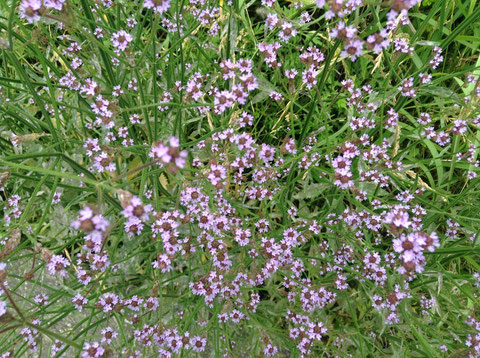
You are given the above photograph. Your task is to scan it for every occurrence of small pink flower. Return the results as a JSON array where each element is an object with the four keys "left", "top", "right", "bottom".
[
  {"left": 143, "top": 0, "right": 170, "bottom": 14},
  {"left": 111, "top": 30, "right": 133, "bottom": 51},
  {"left": 19, "top": 0, "right": 42, "bottom": 23},
  {"left": 82, "top": 341, "right": 104, "bottom": 358}
]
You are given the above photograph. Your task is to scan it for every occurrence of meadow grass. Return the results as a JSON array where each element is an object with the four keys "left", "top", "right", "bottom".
[{"left": 0, "top": 0, "right": 480, "bottom": 357}]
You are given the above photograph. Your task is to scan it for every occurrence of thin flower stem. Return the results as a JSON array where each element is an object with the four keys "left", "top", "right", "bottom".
[
  {"left": 0, "top": 282, "right": 26, "bottom": 322},
  {"left": 26, "top": 322, "right": 82, "bottom": 350},
  {"left": 0, "top": 323, "right": 23, "bottom": 335},
  {"left": 0, "top": 158, "right": 117, "bottom": 192},
  {"left": 110, "top": 159, "right": 160, "bottom": 181}
]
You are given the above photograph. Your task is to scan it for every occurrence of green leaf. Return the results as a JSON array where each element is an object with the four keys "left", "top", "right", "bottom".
[{"left": 293, "top": 183, "right": 329, "bottom": 199}]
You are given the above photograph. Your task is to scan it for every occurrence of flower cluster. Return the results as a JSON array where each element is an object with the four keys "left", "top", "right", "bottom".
[
  {"left": 149, "top": 136, "right": 188, "bottom": 172},
  {"left": 3, "top": 0, "right": 480, "bottom": 356},
  {"left": 19, "top": 0, "right": 66, "bottom": 23}
]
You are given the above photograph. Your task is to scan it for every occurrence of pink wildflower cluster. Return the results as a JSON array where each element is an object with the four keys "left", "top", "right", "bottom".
[
  {"left": 149, "top": 136, "right": 187, "bottom": 172},
  {"left": 212, "top": 58, "right": 258, "bottom": 114},
  {"left": 393, "top": 231, "right": 439, "bottom": 276},
  {"left": 111, "top": 30, "right": 133, "bottom": 52},
  {"left": 3, "top": 0, "right": 480, "bottom": 356},
  {"left": 19, "top": 0, "right": 66, "bottom": 23},
  {"left": 143, "top": 0, "right": 171, "bottom": 14},
  {"left": 430, "top": 46, "right": 444, "bottom": 69}
]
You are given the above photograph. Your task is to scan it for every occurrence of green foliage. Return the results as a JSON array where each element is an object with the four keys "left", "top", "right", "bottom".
[{"left": 0, "top": 0, "right": 479, "bottom": 357}]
